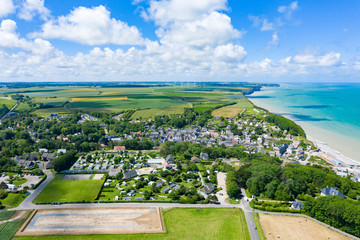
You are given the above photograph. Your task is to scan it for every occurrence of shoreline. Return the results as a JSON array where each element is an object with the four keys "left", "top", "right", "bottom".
[{"left": 247, "top": 88, "right": 360, "bottom": 166}]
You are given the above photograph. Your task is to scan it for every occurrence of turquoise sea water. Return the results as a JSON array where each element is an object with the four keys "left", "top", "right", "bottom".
[{"left": 248, "top": 83, "right": 360, "bottom": 161}]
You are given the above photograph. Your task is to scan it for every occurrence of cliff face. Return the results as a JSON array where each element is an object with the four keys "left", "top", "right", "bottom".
[{"left": 242, "top": 84, "right": 280, "bottom": 95}]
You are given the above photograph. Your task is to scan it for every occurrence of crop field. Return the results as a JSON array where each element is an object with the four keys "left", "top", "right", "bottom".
[
  {"left": 259, "top": 214, "right": 351, "bottom": 240},
  {"left": 0, "top": 211, "right": 30, "bottom": 240},
  {"left": 211, "top": 98, "right": 254, "bottom": 118},
  {"left": 15, "top": 208, "right": 250, "bottom": 240},
  {"left": 33, "top": 174, "right": 104, "bottom": 203},
  {"left": 0, "top": 211, "right": 16, "bottom": 221},
  {"left": 16, "top": 207, "right": 164, "bottom": 236},
  {"left": 1, "top": 85, "right": 252, "bottom": 117}
]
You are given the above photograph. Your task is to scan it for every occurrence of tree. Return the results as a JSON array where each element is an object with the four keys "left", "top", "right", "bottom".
[{"left": 116, "top": 172, "right": 123, "bottom": 181}]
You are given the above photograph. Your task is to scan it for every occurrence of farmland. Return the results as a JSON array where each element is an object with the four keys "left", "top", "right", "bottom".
[
  {"left": 0, "top": 84, "right": 257, "bottom": 118},
  {"left": 259, "top": 214, "right": 351, "bottom": 240},
  {"left": 33, "top": 174, "right": 104, "bottom": 203},
  {"left": 14, "top": 208, "right": 250, "bottom": 240},
  {"left": 0, "top": 211, "right": 30, "bottom": 240}
]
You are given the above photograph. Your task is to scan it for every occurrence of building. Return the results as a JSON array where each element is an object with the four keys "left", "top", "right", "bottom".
[
  {"left": 114, "top": 146, "right": 126, "bottom": 152},
  {"left": 291, "top": 201, "right": 303, "bottom": 210},
  {"left": 203, "top": 183, "right": 215, "bottom": 195},
  {"left": 123, "top": 169, "right": 138, "bottom": 180},
  {"left": 200, "top": 152, "right": 209, "bottom": 160},
  {"left": 320, "top": 187, "right": 346, "bottom": 198}
]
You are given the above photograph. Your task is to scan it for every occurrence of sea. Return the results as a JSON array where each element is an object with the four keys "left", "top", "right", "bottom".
[{"left": 248, "top": 83, "right": 360, "bottom": 162}]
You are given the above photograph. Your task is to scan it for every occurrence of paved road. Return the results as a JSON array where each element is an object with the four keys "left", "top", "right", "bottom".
[
  {"left": 13, "top": 170, "right": 55, "bottom": 210},
  {"left": 0, "top": 103, "right": 18, "bottom": 123},
  {"left": 241, "top": 188, "right": 260, "bottom": 240}
]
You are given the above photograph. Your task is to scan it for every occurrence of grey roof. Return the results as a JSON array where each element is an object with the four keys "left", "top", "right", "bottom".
[
  {"left": 204, "top": 183, "right": 215, "bottom": 194},
  {"left": 321, "top": 187, "right": 346, "bottom": 199},
  {"left": 291, "top": 201, "right": 303, "bottom": 209},
  {"left": 122, "top": 197, "right": 132, "bottom": 201},
  {"left": 166, "top": 155, "right": 174, "bottom": 162},
  {"left": 123, "top": 169, "right": 138, "bottom": 180},
  {"left": 135, "top": 197, "right": 144, "bottom": 200}
]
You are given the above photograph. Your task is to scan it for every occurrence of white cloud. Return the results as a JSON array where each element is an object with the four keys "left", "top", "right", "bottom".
[
  {"left": 270, "top": 32, "right": 279, "bottom": 46},
  {"left": 18, "top": 0, "right": 50, "bottom": 21},
  {"left": 143, "top": 0, "right": 227, "bottom": 26},
  {"left": 31, "top": 5, "right": 146, "bottom": 46},
  {"left": 0, "top": 0, "right": 15, "bottom": 18},
  {"left": 278, "top": 1, "right": 298, "bottom": 18},
  {"left": 158, "top": 12, "right": 242, "bottom": 47},
  {"left": 292, "top": 52, "right": 341, "bottom": 66},
  {"left": 214, "top": 43, "right": 247, "bottom": 62},
  {"left": 0, "top": 19, "right": 30, "bottom": 49},
  {"left": 260, "top": 19, "right": 273, "bottom": 31}
]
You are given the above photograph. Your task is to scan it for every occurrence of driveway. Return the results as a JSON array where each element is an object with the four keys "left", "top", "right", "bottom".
[{"left": 216, "top": 172, "right": 229, "bottom": 204}]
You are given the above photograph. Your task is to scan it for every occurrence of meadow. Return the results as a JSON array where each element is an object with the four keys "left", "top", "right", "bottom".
[
  {"left": 1, "top": 193, "right": 27, "bottom": 209},
  {"left": 14, "top": 208, "right": 250, "bottom": 240},
  {"left": 33, "top": 175, "right": 104, "bottom": 203}
]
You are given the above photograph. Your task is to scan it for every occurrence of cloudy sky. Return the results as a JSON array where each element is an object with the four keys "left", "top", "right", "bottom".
[{"left": 0, "top": 0, "right": 359, "bottom": 82}]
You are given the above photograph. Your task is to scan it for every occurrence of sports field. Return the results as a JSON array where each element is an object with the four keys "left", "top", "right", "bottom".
[
  {"left": 33, "top": 175, "right": 104, "bottom": 203},
  {"left": 16, "top": 208, "right": 163, "bottom": 236},
  {"left": 14, "top": 208, "right": 250, "bottom": 240},
  {"left": 259, "top": 214, "right": 351, "bottom": 240}
]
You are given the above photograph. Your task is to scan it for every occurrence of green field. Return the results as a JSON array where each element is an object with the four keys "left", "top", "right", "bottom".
[
  {"left": 33, "top": 175, "right": 104, "bottom": 203},
  {"left": 1, "top": 193, "right": 27, "bottom": 209},
  {"left": 0, "top": 219, "right": 27, "bottom": 240},
  {"left": 14, "top": 208, "right": 250, "bottom": 240},
  {"left": 1, "top": 86, "right": 251, "bottom": 117},
  {"left": 0, "top": 99, "right": 17, "bottom": 108},
  {"left": 0, "top": 211, "right": 16, "bottom": 221}
]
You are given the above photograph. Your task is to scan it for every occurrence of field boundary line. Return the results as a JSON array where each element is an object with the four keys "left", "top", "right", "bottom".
[{"left": 16, "top": 210, "right": 36, "bottom": 236}]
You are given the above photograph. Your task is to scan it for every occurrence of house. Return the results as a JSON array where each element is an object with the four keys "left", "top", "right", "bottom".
[
  {"left": 162, "top": 187, "right": 170, "bottom": 194},
  {"left": 203, "top": 183, "right": 215, "bottom": 195},
  {"left": 42, "top": 153, "right": 56, "bottom": 161},
  {"left": 123, "top": 169, "right": 138, "bottom": 180},
  {"left": 200, "top": 152, "right": 209, "bottom": 160},
  {"left": 16, "top": 160, "right": 35, "bottom": 169},
  {"left": 122, "top": 197, "right": 132, "bottom": 201},
  {"left": 320, "top": 187, "right": 346, "bottom": 198},
  {"left": 135, "top": 197, "right": 144, "bottom": 201},
  {"left": 291, "top": 201, "right": 303, "bottom": 210},
  {"left": 191, "top": 156, "right": 200, "bottom": 163},
  {"left": 57, "top": 149, "right": 67, "bottom": 154},
  {"left": 114, "top": 146, "right": 126, "bottom": 152},
  {"left": 156, "top": 181, "right": 165, "bottom": 188},
  {"left": 166, "top": 155, "right": 174, "bottom": 164},
  {"left": 127, "top": 190, "right": 136, "bottom": 196},
  {"left": 39, "top": 148, "right": 48, "bottom": 153},
  {"left": 44, "top": 161, "right": 55, "bottom": 169}
]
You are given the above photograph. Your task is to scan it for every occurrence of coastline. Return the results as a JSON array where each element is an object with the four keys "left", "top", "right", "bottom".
[{"left": 247, "top": 88, "right": 360, "bottom": 166}]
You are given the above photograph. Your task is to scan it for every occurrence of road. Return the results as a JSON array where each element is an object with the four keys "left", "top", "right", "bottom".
[
  {"left": 241, "top": 188, "right": 260, "bottom": 240},
  {"left": 13, "top": 170, "right": 55, "bottom": 210},
  {"left": 0, "top": 102, "right": 18, "bottom": 123},
  {"left": 4, "top": 170, "right": 358, "bottom": 240}
]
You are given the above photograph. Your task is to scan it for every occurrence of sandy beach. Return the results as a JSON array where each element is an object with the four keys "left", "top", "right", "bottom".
[{"left": 248, "top": 88, "right": 360, "bottom": 166}]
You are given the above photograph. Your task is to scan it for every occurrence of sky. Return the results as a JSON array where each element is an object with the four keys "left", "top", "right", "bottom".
[{"left": 0, "top": 0, "right": 359, "bottom": 82}]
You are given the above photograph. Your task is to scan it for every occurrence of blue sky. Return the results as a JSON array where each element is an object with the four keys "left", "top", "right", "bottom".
[{"left": 0, "top": 0, "right": 359, "bottom": 82}]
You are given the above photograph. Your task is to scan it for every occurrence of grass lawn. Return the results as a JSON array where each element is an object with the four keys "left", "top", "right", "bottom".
[
  {"left": 0, "top": 211, "right": 16, "bottom": 221},
  {"left": 32, "top": 107, "right": 69, "bottom": 117},
  {"left": 12, "top": 178, "right": 27, "bottom": 186},
  {"left": 252, "top": 212, "right": 266, "bottom": 240},
  {"left": 131, "top": 104, "right": 190, "bottom": 119},
  {"left": 2, "top": 193, "right": 27, "bottom": 209},
  {"left": 33, "top": 175, "right": 104, "bottom": 203},
  {"left": 14, "top": 208, "right": 250, "bottom": 240}
]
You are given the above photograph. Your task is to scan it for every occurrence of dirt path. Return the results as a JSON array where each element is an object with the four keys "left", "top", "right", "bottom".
[{"left": 0, "top": 211, "right": 29, "bottom": 224}]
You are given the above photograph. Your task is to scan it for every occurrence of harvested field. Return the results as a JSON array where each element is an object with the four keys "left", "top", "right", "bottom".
[
  {"left": 17, "top": 207, "right": 164, "bottom": 236},
  {"left": 259, "top": 214, "right": 351, "bottom": 240},
  {"left": 61, "top": 174, "right": 91, "bottom": 181},
  {"left": 212, "top": 107, "right": 243, "bottom": 118},
  {"left": 72, "top": 97, "right": 127, "bottom": 101},
  {"left": 92, "top": 174, "right": 104, "bottom": 180}
]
